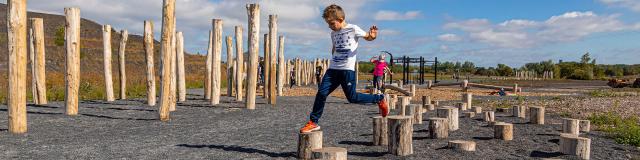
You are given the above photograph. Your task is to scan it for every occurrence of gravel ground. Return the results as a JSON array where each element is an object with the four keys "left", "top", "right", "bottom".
[{"left": 0, "top": 89, "right": 638, "bottom": 159}]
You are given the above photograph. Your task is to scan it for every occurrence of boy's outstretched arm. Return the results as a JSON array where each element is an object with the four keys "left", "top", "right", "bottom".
[{"left": 363, "top": 25, "right": 378, "bottom": 41}]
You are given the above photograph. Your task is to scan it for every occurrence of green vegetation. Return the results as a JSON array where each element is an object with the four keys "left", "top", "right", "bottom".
[
  {"left": 589, "top": 90, "right": 618, "bottom": 97},
  {"left": 54, "top": 26, "right": 65, "bottom": 46},
  {"left": 589, "top": 112, "right": 640, "bottom": 147}
]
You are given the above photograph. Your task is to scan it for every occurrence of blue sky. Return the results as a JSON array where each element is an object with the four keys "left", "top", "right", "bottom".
[{"left": 6, "top": 0, "right": 640, "bottom": 67}]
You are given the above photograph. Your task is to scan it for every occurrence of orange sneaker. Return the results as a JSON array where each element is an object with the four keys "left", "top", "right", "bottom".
[
  {"left": 378, "top": 96, "right": 389, "bottom": 117},
  {"left": 300, "top": 121, "right": 321, "bottom": 133}
]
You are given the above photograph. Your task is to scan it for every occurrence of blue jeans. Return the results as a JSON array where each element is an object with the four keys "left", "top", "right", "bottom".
[
  {"left": 373, "top": 75, "right": 383, "bottom": 90},
  {"left": 309, "top": 69, "right": 384, "bottom": 123}
]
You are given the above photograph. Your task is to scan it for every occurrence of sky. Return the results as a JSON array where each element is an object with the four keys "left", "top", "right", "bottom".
[{"left": 3, "top": 0, "right": 640, "bottom": 67}]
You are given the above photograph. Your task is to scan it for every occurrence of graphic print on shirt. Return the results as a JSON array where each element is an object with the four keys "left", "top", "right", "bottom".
[
  {"left": 332, "top": 29, "right": 355, "bottom": 62},
  {"left": 329, "top": 24, "right": 366, "bottom": 71}
]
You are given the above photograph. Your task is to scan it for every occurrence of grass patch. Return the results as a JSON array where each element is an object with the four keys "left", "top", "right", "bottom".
[
  {"left": 588, "top": 112, "right": 640, "bottom": 147},
  {"left": 588, "top": 90, "right": 618, "bottom": 97}
]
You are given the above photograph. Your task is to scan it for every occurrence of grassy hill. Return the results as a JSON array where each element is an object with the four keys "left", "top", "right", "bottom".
[{"left": 0, "top": 3, "right": 212, "bottom": 102}]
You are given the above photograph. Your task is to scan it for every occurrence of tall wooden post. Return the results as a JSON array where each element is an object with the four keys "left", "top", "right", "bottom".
[
  {"left": 277, "top": 36, "right": 285, "bottom": 96},
  {"left": 268, "top": 15, "right": 278, "bottom": 105},
  {"left": 64, "top": 7, "right": 81, "bottom": 116},
  {"left": 245, "top": 4, "right": 260, "bottom": 109},
  {"left": 7, "top": 0, "right": 28, "bottom": 133},
  {"left": 296, "top": 58, "right": 301, "bottom": 86},
  {"left": 102, "top": 25, "right": 115, "bottom": 101},
  {"left": 29, "top": 18, "right": 47, "bottom": 104},
  {"left": 158, "top": 0, "right": 176, "bottom": 121},
  {"left": 355, "top": 62, "right": 359, "bottom": 85},
  {"left": 176, "top": 31, "right": 186, "bottom": 102},
  {"left": 118, "top": 30, "right": 128, "bottom": 100},
  {"left": 211, "top": 19, "right": 223, "bottom": 105},
  {"left": 226, "top": 36, "right": 234, "bottom": 97},
  {"left": 104, "top": 30, "right": 120, "bottom": 102},
  {"left": 205, "top": 30, "right": 213, "bottom": 99},
  {"left": 263, "top": 33, "right": 270, "bottom": 99},
  {"left": 234, "top": 26, "right": 244, "bottom": 101},
  {"left": 169, "top": 28, "right": 177, "bottom": 111},
  {"left": 143, "top": 20, "right": 156, "bottom": 106}
]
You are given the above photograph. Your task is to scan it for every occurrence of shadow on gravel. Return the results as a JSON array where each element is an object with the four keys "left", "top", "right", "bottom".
[
  {"left": 348, "top": 151, "right": 387, "bottom": 157},
  {"left": 536, "top": 133, "right": 558, "bottom": 136},
  {"left": 27, "top": 104, "right": 59, "bottom": 109},
  {"left": 80, "top": 113, "right": 157, "bottom": 121},
  {"left": 548, "top": 139, "right": 560, "bottom": 144},
  {"left": 473, "top": 136, "right": 494, "bottom": 140},
  {"left": 413, "top": 136, "right": 430, "bottom": 140},
  {"left": 0, "top": 109, "right": 62, "bottom": 115},
  {"left": 339, "top": 140, "right": 372, "bottom": 146},
  {"left": 360, "top": 133, "right": 372, "bottom": 137},
  {"left": 414, "top": 129, "right": 428, "bottom": 133},
  {"left": 529, "top": 150, "right": 563, "bottom": 158},
  {"left": 84, "top": 106, "right": 156, "bottom": 112},
  {"left": 0, "top": 129, "right": 7, "bottom": 132},
  {"left": 176, "top": 144, "right": 295, "bottom": 158}
]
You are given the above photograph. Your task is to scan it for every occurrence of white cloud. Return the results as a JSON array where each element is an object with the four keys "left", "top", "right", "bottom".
[
  {"left": 439, "top": 45, "right": 450, "bottom": 53},
  {"left": 437, "top": 33, "right": 462, "bottom": 42},
  {"left": 379, "top": 29, "right": 401, "bottom": 36},
  {"left": 599, "top": 0, "right": 640, "bottom": 12},
  {"left": 374, "top": 10, "right": 422, "bottom": 21},
  {"left": 443, "top": 11, "right": 639, "bottom": 48}
]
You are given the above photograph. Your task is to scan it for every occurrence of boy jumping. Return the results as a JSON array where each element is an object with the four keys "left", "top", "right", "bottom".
[{"left": 300, "top": 4, "right": 389, "bottom": 133}]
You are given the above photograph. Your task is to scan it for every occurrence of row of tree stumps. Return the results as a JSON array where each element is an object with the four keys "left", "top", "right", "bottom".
[{"left": 296, "top": 85, "right": 593, "bottom": 159}]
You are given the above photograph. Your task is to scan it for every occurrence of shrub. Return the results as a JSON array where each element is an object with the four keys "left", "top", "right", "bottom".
[{"left": 589, "top": 112, "right": 640, "bottom": 147}]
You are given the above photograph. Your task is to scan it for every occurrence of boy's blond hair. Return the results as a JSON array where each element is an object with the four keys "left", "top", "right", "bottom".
[{"left": 322, "top": 4, "right": 345, "bottom": 21}]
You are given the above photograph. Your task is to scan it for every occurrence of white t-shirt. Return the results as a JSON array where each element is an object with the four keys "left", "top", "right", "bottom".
[{"left": 329, "top": 24, "right": 367, "bottom": 71}]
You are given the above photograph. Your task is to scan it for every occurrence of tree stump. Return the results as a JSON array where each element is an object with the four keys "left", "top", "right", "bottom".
[
  {"left": 562, "top": 118, "right": 580, "bottom": 135},
  {"left": 372, "top": 116, "right": 388, "bottom": 146},
  {"left": 448, "top": 140, "right": 476, "bottom": 151},
  {"left": 463, "top": 111, "right": 475, "bottom": 118},
  {"left": 426, "top": 104, "right": 435, "bottom": 111},
  {"left": 398, "top": 96, "right": 411, "bottom": 116},
  {"left": 421, "top": 96, "right": 430, "bottom": 113},
  {"left": 432, "top": 100, "right": 440, "bottom": 107},
  {"left": 389, "top": 94, "right": 397, "bottom": 110},
  {"left": 311, "top": 147, "right": 347, "bottom": 160},
  {"left": 512, "top": 105, "right": 526, "bottom": 118},
  {"left": 494, "top": 123, "right": 513, "bottom": 140},
  {"left": 427, "top": 80, "right": 432, "bottom": 89},
  {"left": 298, "top": 131, "right": 323, "bottom": 159},
  {"left": 472, "top": 106, "right": 482, "bottom": 114},
  {"left": 437, "top": 106, "right": 459, "bottom": 131},
  {"left": 428, "top": 118, "right": 448, "bottom": 139},
  {"left": 462, "top": 93, "right": 473, "bottom": 109},
  {"left": 560, "top": 134, "right": 591, "bottom": 160},
  {"left": 579, "top": 120, "right": 590, "bottom": 132},
  {"left": 529, "top": 106, "right": 545, "bottom": 124},
  {"left": 387, "top": 116, "right": 413, "bottom": 156},
  {"left": 409, "top": 104, "right": 422, "bottom": 124},
  {"left": 484, "top": 111, "right": 495, "bottom": 122},
  {"left": 456, "top": 102, "right": 468, "bottom": 111},
  {"left": 409, "top": 84, "right": 416, "bottom": 97}
]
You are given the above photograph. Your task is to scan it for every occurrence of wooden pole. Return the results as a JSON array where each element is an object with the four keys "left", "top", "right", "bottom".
[
  {"left": 428, "top": 118, "right": 448, "bottom": 139},
  {"left": 102, "top": 25, "right": 115, "bottom": 101},
  {"left": 494, "top": 123, "right": 514, "bottom": 140},
  {"left": 529, "top": 106, "right": 545, "bottom": 124},
  {"left": 263, "top": 33, "right": 270, "bottom": 98},
  {"left": 277, "top": 36, "right": 285, "bottom": 96},
  {"left": 143, "top": 21, "right": 156, "bottom": 106},
  {"left": 169, "top": 27, "right": 177, "bottom": 111},
  {"left": 30, "top": 18, "right": 47, "bottom": 104},
  {"left": 296, "top": 58, "right": 301, "bottom": 86},
  {"left": 268, "top": 15, "right": 277, "bottom": 105},
  {"left": 205, "top": 30, "right": 213, "bottom": 99},
  {"left": 484, "top": 111, "right": 495, "bottom": 122},
  {"left": 560, "top": 134, "right": 591, "bottom": 159},
  {"left": 311, "top": 147, "right": 347, "bottom": 160},
  {"left": 235, "top": 26, "right": 244, "bottom": 102},
  {"left": 372, "top": 116, "right": 388, "bottom": 146},
  {"left": 64, "top": 7, "right": 81, "bottom": 116},
  {"left": 158, "top": 0, "right": 176, "bottom": 121},
  {"left": 7, "top": 0, "right": 28, "bottom": 133},
  {"left": 448, "top": 140, "right": 476, "bottom": 151},
  {"left": 562, "top": 118, "right": 580, "bottom": 135},
  {"left": 226, "top": 36, "right": 234, "bottom": 97},
  {"left": 463, "top": 93, "right": 472, "bottom": 109},
  {"left": 176, "top": 31, "right": 186, "bottom": 102},
  {"left": 437, "top": 106, "right": 459, "bottom": 131},
  {"left": 512, "top": 105, "right": 526, "bottom": 118},
  {"left": 210, "top": 19, "right": 223, "bottom": 105},
  {"left": 298, "top": 131, "right": 323, "bottom": 159},
  {"left": 387, "top": 116, "right": 413, "bottom": 156},
  {"left": 118, "top": 29, "right": 128, "bottom": 100},
  {"left": 245, "top": 4, "right": 260, "bottom": 109}
]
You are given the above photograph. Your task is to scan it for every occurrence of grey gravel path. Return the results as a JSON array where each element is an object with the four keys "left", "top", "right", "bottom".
[{"left": 0, "top": 89, "right": 637, "bottom": 159}]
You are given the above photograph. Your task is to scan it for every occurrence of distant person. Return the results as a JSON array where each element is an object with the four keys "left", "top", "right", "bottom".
[
  {"left": 290, "top": 68, "right": 296, "bottom": 88},
  {"left": 300, "top": 4, "right": 388, "bottom": 133},
  {"left": 370, "top": 54, "right": 392, "bottom": 92}
]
